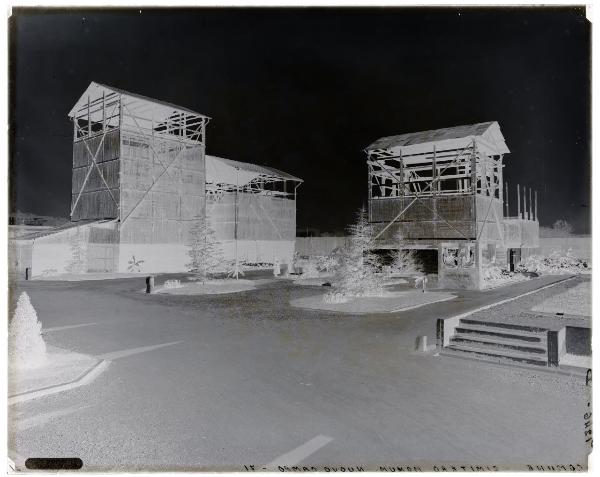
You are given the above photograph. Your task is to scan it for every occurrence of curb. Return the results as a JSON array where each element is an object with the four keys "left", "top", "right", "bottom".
[
  {"left": 437, "top": 347, "right": 590, "bottom": 379},
  {"left": 8, "top": 359, "right": 110, "bottom": 405},
  {"left": 389, "top": 294, "right": 456, "bottom": 313},
  {"left": 442, "top": 275, "right": 577, "bottom": 322}
]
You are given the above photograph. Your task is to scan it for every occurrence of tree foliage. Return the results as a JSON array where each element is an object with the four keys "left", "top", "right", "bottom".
[
  {"left": 66, "top": 226, "right": 87, "bottom": 274},
  {"left": 333, "top": 207, "right": 384, "bottom": 297},
  {"left": 552, "top": 219, "right": 573, "bottom": 236},
  {"left": 186, "top": 217, "right": 223, "bottom": 281},
  {"left": 9, "top": 292, "right": 47, "bottom": 369},
  {"left": 389, "top": 230, "right": 420, "bottom": 275}
]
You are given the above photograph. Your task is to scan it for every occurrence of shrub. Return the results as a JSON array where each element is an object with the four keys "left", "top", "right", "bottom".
[{"left": 9, "top": 292, "right": 47, "bottom": 369}]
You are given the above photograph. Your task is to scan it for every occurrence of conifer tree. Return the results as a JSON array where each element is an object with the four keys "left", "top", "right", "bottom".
[
  {"left": 389, "top": 230, "right": 420, "bottom": 275},
  {"left": 9, "top": 292, "right": 47, "bottom": 369},
  {"left": 334, "top": 207, "right": 383, "bottom": 297},
  {"left": 186, "top": 217, "right": 223, "bottom": 282}
]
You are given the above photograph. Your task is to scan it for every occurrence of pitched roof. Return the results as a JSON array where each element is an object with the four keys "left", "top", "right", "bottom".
[
  {"left": 68, "top": 81, "right": 210, "bottom": 120},
  {"left": 366, "top": 121, "right": 504, "bottom": 152},
  {"left": 206, "top": 155, "right": 302, "bottom": 186}
]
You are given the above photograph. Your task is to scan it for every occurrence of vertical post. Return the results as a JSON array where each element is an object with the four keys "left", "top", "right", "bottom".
[
  {"left": 481, "top": 152, "right": 487, "bottom": 196},
  {"left": 399, "top": 150, "right": 404, "bottom": 197},
  {"left": 432, "top": 146, "right": 437, "bottom": 195},
  {"left": 102, "top": 91, "right": 106, "bottom": 133},
  {"left": 471, "top": 139, "right": 477, "bottom": 195},
  {"left": 87, "top": 95, "right": 91, "bottom": 137},
  {"left": 145, "top": 276, "right": 154, "bottom": 294},
  {"left": 367, "top": 160, "right": 373, "bottom": 216},
  {"left": 25, "top": 267, "right": 31, "bottom": 281},
  {"left": 497, "top": 157, "right": 503, "bottom": 201},
  {"left": 523, "top": 185, "right": 527, "bottom": 220},
  {"left": 504, "top": 181, "right": 509, "bottom": 217},
  {"left": 517, "top": 184, "right": 521, "bottom": 219},
  {"left": 436, "top": 319, "right": 444, "bottom": 350},
  {"left": 535, "top": 190, "right": 538, "bottom": 221},
  {"left": 547, "top": 330, "right": 559, "bottom": 367},
  {"left": 119, "top": 94, "right": 123, "bottom": 129},
  {"left": 234, "top": 166, "right": 239, "bottom": 279},
  {"left": 529, "top": 188, "right": 532, "bottom": 221},
  {"left": 118, "top": 95, "right": 124, "bottom": 221}
]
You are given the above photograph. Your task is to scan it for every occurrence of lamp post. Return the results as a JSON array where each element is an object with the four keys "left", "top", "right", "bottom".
[{"left": 234, "top": 166, "right": 239, "bottom": 280}]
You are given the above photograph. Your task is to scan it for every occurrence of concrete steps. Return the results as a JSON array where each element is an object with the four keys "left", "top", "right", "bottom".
[{"left": 445, "top": 318, "right": 551, "bottom": 366}]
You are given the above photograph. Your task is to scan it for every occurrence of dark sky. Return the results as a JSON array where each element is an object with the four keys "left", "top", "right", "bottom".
[{"left": 9, "top": 7, "right": 591, "bottom": 233}]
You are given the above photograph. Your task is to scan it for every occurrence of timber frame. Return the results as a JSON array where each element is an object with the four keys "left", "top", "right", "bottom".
[
  {"left": 365, "top": 122, "right": 538, "bottom": 249},
  {"left": 367, "top": 139, "right": 504, "bottom": 200},
  {"left": 69, "top": 82, "right": 210, "bottom": 222}
]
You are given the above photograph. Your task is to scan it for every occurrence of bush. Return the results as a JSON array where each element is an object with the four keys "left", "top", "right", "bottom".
[
  {"left": 323, "top": 291, "right": 349, "bottom": 304},
  {"left": 518, "top": 250, "right": 589, "bottom": 275},
  {"left": 9, "top": 292, "right": 47, "bottom": 369}
]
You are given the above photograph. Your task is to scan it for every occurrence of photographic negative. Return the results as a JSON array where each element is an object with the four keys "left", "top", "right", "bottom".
[{"left": 7, "top": 5, "right": 592, "bottom": 472}]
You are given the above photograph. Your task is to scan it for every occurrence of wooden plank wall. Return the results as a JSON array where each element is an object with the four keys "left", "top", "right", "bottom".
[
  {"left": 71, "top": 129, "right": 121, "bottom": 221},
  {"left": 207, "top": 194, "right": 297, "bottom": 241},
  {"left": 369, "top": 196, "right": 476, "bottom": 240},
  {"left": 119, "top": 132, "right": 205, "bottom": 244}
]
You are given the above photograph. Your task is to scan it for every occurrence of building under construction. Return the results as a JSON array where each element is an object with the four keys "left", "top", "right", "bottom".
[
  {"left": 205, "top": 155, "right": 301, "bottom": 264},
  {"left": 10, "top": 82, "right": 301, "bottom": 277},
  {"left": 366, "top": 121, "right": 539, "bottom": 289}
]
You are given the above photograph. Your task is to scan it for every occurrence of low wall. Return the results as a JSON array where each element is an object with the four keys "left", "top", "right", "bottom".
[
  {"left": 118, "top": 240, "right": 295, "bottom": 273},
  {"left": 295, "top": 237, "right": 349, "bottom": 256},
  {"left": 219, "top": 240, "right": 295, "bottom": 264},
  {"left": 537, "top": 237, "right": 591, "bottom": 261},
  {"left": 11, "top": 233, "right": 295, "bottom": 278},
  {"left": 566, "top": 326, "right": 591, "bottom": 356},
  {"left": 436, "top": 316, "right": 461, "bottom": 348},
  {"left": 295, "top": 236, "right": 591, "bottom": 261}
]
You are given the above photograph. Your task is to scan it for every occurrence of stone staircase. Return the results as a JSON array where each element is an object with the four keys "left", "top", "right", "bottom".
[{"left": 442, "top": 318, "right": 553, "bottom": 366}]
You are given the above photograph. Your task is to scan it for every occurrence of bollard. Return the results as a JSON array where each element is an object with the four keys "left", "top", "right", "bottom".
[
  {"left": 25, "top": 267, "right": 31, "bottom": 281},
  {"left": 146, "top": 275, "right": 154, "bottom": 294},
  {"left": 415, "top": 335, "right": 428, "bottom": 352}
]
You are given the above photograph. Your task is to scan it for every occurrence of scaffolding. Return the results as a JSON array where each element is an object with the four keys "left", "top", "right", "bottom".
[
  {"left": 366, "top": 121, "right": 511, "bottom": 244},
  {"left": 205, "top": 155, "right": 302, "bottom": 266},
  {"left": 69, "top": 82, "right": 210, "bottom": 228}
]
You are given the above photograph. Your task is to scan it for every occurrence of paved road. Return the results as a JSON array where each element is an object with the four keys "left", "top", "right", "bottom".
[{"left": 8, "top": 274, "right": 590, "bottom": 471}]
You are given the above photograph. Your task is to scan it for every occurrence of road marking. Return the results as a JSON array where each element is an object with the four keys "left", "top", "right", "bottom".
[
  {"left": 96, "top": 341, "right": 183, "bottom": 361},
  {"left": 267, "top": 435, "right": 333, "bottom": 468},
  {"left": 43, "top": 323, "right": 98, "bottom": 333},
  {"left": 8, "top": 360, "right": 110, "bottom": 406},
  {"left": 15, "top": 405, "right": 92, "bottom": 431}
]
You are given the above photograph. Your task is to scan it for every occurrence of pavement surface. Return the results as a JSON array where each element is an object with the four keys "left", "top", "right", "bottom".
[{"left": 7, "top": 273, "right": 591, "bottom": 471}]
